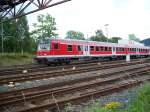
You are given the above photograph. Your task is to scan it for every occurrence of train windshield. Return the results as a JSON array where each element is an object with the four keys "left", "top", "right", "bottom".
[{"left": 38, "top": 39, "right": 51, "bottom": 50}]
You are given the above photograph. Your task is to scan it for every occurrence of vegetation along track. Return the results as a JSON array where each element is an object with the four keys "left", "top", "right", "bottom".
[
  {"left": 0, "top": 58, "right": 148, "bottom": 76},
  {"left": 0, "top": 59, "right": 149, "bottom": 84},
  {"left": 0, "top": 64, "right": 149, "bottom": 112}
]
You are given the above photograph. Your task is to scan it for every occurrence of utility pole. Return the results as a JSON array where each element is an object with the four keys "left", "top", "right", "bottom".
[
  {"left": 104, "top": 24, "right": 109, "bottom": 42},
  {"left": 1, "top": 21, "right": 4, "bottom": 54}
]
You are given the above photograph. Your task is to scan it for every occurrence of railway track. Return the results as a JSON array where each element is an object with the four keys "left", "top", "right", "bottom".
[
  {"left": 0, "top": 66, "right": 149, "bottom": 112},
  {"left": 0, "top": 59, "right": 149, "bottom": 112},
  {"left": 0, "top": 67, "right": 149, "bottom": 106},
  {"left": 0, "top": 58, "right": 148, "bottom": 76},
  {"left": 0, "top": 60, "right": 104, "bottom": 75},
  {"left": 0, "top": 59, "right": 149, "bottom": 84},
  {"left": 17, "top": 79, "right": 149, "bottom": 112},
  {"left": 0, "top": 62, "right": 149, "bottom": 96}
]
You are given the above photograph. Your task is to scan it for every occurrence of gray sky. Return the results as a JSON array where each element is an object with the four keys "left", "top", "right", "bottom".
[{"left": 27, "top": 0, "right": 150, "bottom": 40}]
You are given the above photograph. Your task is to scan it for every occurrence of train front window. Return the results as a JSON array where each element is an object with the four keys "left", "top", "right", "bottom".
[{"left": 38, "top": 39, "right": 51, "bottom": 50}]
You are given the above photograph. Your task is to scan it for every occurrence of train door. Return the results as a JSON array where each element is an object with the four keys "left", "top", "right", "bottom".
[
  {"left": 136, "top": 48, "right": 139, "bottom": 54},
  {"left": 112, "top": 47, "right": 116, "bottom": 55},
  {"left": 83, "top": 45, "right": 90, "bottom": 56}
]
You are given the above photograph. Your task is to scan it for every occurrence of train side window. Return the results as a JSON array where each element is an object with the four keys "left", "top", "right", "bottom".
[
  {"left": 96, "top": 46, "right": 99, "bottom": 51},
  {"left": 67, "top": 45, "right": 72, "bottom": 51},
  {"left": 109, "top": 47, "right": 112, "bottom": 51},
  {"left": 116, "top": 47, "right": 118, "bottom": 51},
  {"left": 78, "top": 45, "right": 82, "bottom": 51},
  {"left": 100, "top": 46, "right": 103, "bottom": 51},
  {"left": 105, "top": 47, "right": 108, "bottom": 51},
  {"left": 120, "top": 48, "right": 122, "bottom": 51},
  {"left": 134, "top": 48, "right": 136, "bottom": 51},
  {"left": 54, "top": 43, "right": 58, "bottom": 49},
  {"left": 90, "top": 46, "right": 94, "bottom": 51}
]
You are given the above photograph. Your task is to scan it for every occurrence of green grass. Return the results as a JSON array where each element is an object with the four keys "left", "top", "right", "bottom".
[
  {"left": 127, "top": 83, "right": 150, "bottom": 112},
  {"left": 81, "top": 83, "right": 150, "bottom": 112},
  {"left": 0, "top": 53, "right": 35, "bottom": 66}
]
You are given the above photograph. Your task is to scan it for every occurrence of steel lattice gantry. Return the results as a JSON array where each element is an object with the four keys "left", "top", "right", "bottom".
[{"left": 0, "top": 0, "right": 71, "bottom": 20}]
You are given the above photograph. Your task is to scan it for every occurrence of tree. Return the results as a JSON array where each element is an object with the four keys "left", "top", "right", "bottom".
[
  {"left": 90, "top": 29, "right": 108, "bottom": 42},
  {"left": 109, "top": 37, "right": 122, "bottom": 43},
  {"left": 0, "top": 15, "right": 35, "bottom": 53},
  {"left": 95, "top": 29, "right": 104, "bottom": 37},
  {"left": 128, "top": 34, "right": 140, "bottom": 42},
  {"left": 17, "top": 15, "right": 35, "bottom": 53},
  {"left": 32, "top": 13, "right": 57, "bottom": 40},
  {"left": 65, "top": 30, "right": 85, "bottom": 40}
]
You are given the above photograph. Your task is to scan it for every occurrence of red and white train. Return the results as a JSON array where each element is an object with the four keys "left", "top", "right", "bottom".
[{"left": 36, "top": 38, "right": 150, "bottom": 64}]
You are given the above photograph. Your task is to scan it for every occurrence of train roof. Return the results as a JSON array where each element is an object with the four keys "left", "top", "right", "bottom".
[{"left": 49, "top": 38, "right": 150, "bottom": 49}]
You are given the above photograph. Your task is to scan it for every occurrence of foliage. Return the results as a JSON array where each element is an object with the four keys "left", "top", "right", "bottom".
[
  {"left": 0, "top": 16, "right": 36, "bottom": 53},
  {"left": 65, "top": 30, "right": 85, "bottom": 40},
  {"left": 90, "top": 29, "right": 108, "bottom": 42},
  {"left": 127, "top": 83, "right": 150, "bottom": 112},
  {"left": 105, "top": 101, "right": 122, "bottom": 110},
  {"left": 32, "top": 13, "right": 57, "bottom": 40},
  {"left": 128, "top": 34, "right": 140, "bottom": 42},
  {"left": 82, "top": 83, "right": 150, "bottom": 112},
  {"left": 109, "top": 37, "right": 122, "bottom": 43},
  {"left": 84, "top": 102, "right": 109, "bottom": 112}
]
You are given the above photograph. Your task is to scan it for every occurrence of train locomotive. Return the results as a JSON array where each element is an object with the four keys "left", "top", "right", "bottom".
[{"left": 35, "top": 38, "right": 150, "bottom": 65}]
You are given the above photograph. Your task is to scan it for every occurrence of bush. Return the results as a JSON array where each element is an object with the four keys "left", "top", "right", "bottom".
[
  {"left": 127, "top": 83, "right": 150, "bottom": 112},
  {"left": 82, "top": 83, "right": 150, "bottom": 112}
]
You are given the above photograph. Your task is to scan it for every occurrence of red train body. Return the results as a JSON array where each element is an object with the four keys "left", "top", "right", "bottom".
[{"left": 36, "top": 38, "right": 150, "bottom": 64}]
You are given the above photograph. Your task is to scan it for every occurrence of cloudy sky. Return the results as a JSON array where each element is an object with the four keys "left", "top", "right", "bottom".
[{"left": 27, "top": 0, "right": 150, "bottom": 40}]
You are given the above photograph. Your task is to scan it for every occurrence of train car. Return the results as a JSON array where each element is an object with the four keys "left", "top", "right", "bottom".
[{"left": 35, "top": 38, "right": 150, "bottom": 65}]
